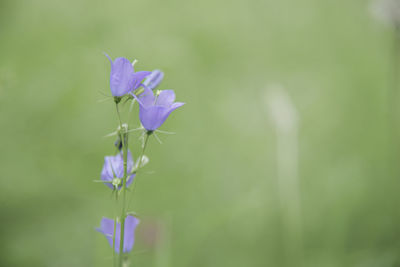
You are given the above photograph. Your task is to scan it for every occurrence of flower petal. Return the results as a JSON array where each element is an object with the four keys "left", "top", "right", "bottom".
[
  {"left": 110, "top": 153, "right": 124, "bottom": 178},
  {"left": 132, "top": 71, "right": 152, "bottom": 90},
  {"left": 170, "top": 102, "right": 185, "bottom": 110},
  {"left": 97, "top": 217, "right": 115, "bottom": 248},
  {"left": 123, "top": 216, "right": 140, "bottom": 252},
  {"left": 104, "top": 52, "right": 112, "bottom": 64},
  {"left": 109, "top": 57, "right": 135, "bottom": 96},
  {"left": 126, "top": 150, "right": 134, "bottom": 173},
  {"left": 97, "top": 216, "right": 139, "bottom": 253},
  {"left": 139, "top": 106, "right": 169, "bottom": 131},
  {"left": 101, "top": 150, "right": 134, "bottom": 190},
  {"left": 101, "top": 156, "right": 115, "bottom": 190},
  {"left": 138, "top": 87, "right": 155, "bottom": 108},
  {"left": 156, "top": 90, "right": 176, "bottom": 107},
  {"left": 126, "top": 173, "right": 136, "bottom": 188},
  {"left": 159, "top": 102, "right": 185, "bottom": 127}
]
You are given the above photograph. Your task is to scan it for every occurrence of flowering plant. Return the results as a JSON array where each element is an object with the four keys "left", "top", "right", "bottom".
[{"left": 95, "top": 54, "right": 184, "bottom": 267}]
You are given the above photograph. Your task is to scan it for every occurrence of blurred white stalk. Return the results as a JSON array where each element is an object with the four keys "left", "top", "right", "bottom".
[
  {"left": 370, "top": 0, "right": 400, "bottom": 27},
  {"left": 370, "top": 0, "right": 400, "bottom": 172},
  {"left": 265, "top": 85, "right": 302, "bottom": 261},
  {"left": 370, "top": 0, "right": 400, "bottom": 106},
  {"left": 155, "top": 215, "right": 171, "bottom": 267}
]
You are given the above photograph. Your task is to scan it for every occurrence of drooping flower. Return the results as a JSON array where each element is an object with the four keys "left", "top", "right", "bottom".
[
  {"left": 133, "top": 87, "right": 185, "bottom": 131},
  {"left": 96, "top": 215, "right": 140, "bottom": 253},
  {"left": 142, "top": 70, "right": 164, "bottom": 90},
  {"left": 105, "top": 53, "right": 151, "bottom": 97},
  {"left": 101, "top": 150, "right": 135, "bottom": 190}
]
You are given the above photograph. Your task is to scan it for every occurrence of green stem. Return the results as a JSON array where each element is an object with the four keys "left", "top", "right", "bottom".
[
  {"left": 127, "top": 98, "right": 136, "bottom": 126},
  {"left": 116, "top": 103, "right": 123, "bottom": 127},
  {"left": 119, "top": 138, "right": 128, "bottom": 266},
  {"left": 112, "top": 190, "right": 118, "bottom": 267},
  {"left": 113, "top": 214, "right": 117, "bottom": 267},
  {"left": 115, "top": 102, "right": 128, "bottom": 267},
  {"left": 127, "top": 132, "right": 151, "bottom": 211},
  {"left": 389, "top": 27, "right": 400, "bottom": 175},
  {"left": 138, "top": 132, "right": 150, "bottom": 170}
]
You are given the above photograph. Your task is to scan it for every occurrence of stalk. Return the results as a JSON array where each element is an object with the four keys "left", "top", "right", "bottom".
[
  {"left": 118, "top": 134, "right": 128, "bottom": 266},
  {"left": 115, "top": 101, "right": 151, "bottom": 267},
  {"left": 116, "top": 102, "right": 128, "bottom": 267},
  {"left": 138, "top": 132, "right": 150, "bottom": 169}
]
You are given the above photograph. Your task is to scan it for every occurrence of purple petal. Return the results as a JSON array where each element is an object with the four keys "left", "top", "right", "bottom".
[
  {"left": 100, "top": 150, "right": 135, "bottom": 190},
  {"left": 126, "top": 150, "right": 134, "bottom": 173},
  {"left": 139, "top": 100, "right": 185, "bottom": 131},
  {"left": 97, "top": 216, "right": 139, "bottom": 253},
  {"left": 97, "top": 217, "right": 115, "bottom": 248},
  {"left": 99, "top": 218, "right": 115, "bottom": 235},
  {"left": 104, "top": 52, "right": 112, "bottom": 64},
  {"left": 138, "top": 87, "right": 155, "bottom": 108},
  {"left": 156, "top": 90, "right": 176, "bottom": 107},
  {"left": 110, "top": 153, "right": 124, "bottom": 178},
  {"left": 101, "top": 156, "right": 114, "bottom": 179},
  {"left": 170, "top": 102, "right": 185, "bottom": 110},
  {"left": 101, "top": 156, "right": 115, "bottom": 190},
  {"left": 132, "top": 71, "right": 152, "bottom": 90},
  {"left": 139, "top": 106, "right": 169, "bottom": 131},
  {"left": 109, "top": 57, "right": 135, "bottom": 97},
  {"left": 126, "top": 173, "right": 136, "bottom": 187},
  {"left": 123, "top": 216, "right": 140, "bottom": 252},
  {"left": 160, "top": 102, "right": 185, "bottom": 126},
  {"left": 143, "top": 70, "right": 164, "bottom": 90}
]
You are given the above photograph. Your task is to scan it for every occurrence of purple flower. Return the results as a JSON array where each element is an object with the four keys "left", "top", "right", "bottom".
[
  {"left": 143, "top": 70, "right": 164, "bottom": 90},
  {"left": 105, "top": 53, "right": 151, "bottom": 97},
  {"left": 133, "top": 87, "right": 185, "bottom": 131},
  {"left": 101, "top": 150, "right": 135, "bottom": 190},
  {"left": 96, "top": 216, "right": 140, "bottom": 253}
]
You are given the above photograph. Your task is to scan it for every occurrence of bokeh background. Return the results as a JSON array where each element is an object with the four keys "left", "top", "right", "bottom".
[{"left": 1, "top": 0, "right": 400, "bottom": 266}]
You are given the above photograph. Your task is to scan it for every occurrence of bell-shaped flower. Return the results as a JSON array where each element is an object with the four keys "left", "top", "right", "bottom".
[
  {"left": 133, "top": 87, "right": 185, "bottom": 131},
  {"left": 96, "top": 215, "right": 140, "bottom": 253},
  {"left": 101, "top": 150, "right": 135, "bottom": 190},
  {"left": 142, "top": 70, "right": 164, "bottom": 90},
  {"left": 105, "top": 53, "right": 151, "bottom": 97}
]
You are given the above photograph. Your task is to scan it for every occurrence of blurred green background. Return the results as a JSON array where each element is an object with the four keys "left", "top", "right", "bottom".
[{"left": 1, "top": 0, "right": 400, "bottom": 266}]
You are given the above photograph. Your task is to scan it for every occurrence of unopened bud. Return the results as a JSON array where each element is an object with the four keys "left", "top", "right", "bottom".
[
  {"left": 112, "top": 178, "right": 122, "bottom": 188},
  {"left": 117, "top": 123, "right": 129, "bottom": 134},
  {"left": 143, "top": 70, "right": 164, "bottom": 90},
  {"left": 135, "top": 155, "right": 149, "bottom": 169}
]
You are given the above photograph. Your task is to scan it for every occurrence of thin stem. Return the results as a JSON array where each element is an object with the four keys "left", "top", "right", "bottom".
[
  {"left": 112, "top": 215, "right": 117, "bottom": 267},
  {"left": 127, "top": 98, "right": 136, "bottom": 125},
  {"left": 116, "top": 103, "right": 123, "bottom": 127},
  {"left": 115, "top": 102, "right": 128, "bottom": 267},
  {"left": 138, "top": 133, "right": 150, "bottom": 170},
  {"left": 389, "top": 27, "right": 400, "bottom": 176},
  {"left": 128, "top": 132, "right": 151, "bottom": 208},
  {"left": 113, "top": 188, "right": 119, "bottom": 267},
  {"left": 119, "top": 137, "right": 128, "bottom": 266}
]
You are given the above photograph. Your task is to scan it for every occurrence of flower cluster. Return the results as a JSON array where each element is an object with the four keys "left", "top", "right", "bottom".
[{"left": 96, "top": 53, "right": 184, "bottom": 266}]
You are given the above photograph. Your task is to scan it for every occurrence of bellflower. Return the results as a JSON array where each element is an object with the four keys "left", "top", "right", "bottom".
[
  {"left": 101, "top": 150, "right": 135, "bottom": 190},
  {"left": 96, "top": 215, "right": 140, "bottom": 253},
  {"left": 105, "top": 53, "right": 151, "bottom": 97},
  {"left": 133, "top": 87, "right": 185, "bottom": 131},
  {"left": 142, "top": 70, "right": 164, "bottom": 90}
]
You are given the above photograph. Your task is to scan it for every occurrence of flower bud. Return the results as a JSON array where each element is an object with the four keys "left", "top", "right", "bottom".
[{"left": 143, "top": 70, "right": 164, "bottom": 90}]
